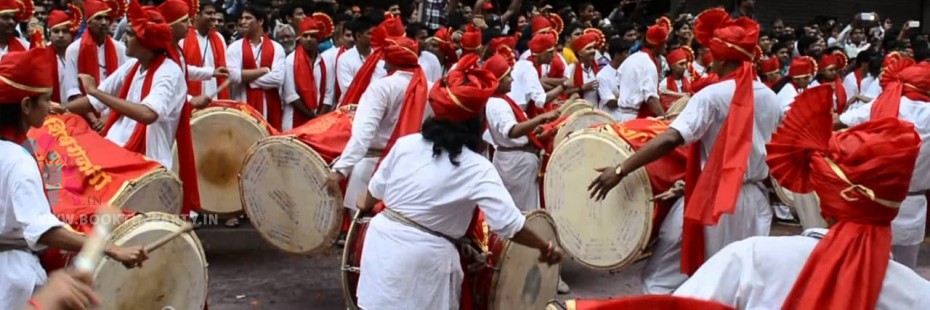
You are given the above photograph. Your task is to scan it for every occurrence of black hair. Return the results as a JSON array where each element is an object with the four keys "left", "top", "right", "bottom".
[
  {"left": 280, "top": 2, "right": 307, "bottom": 20},
  {"left": 614, "top": 22, "right": 635, "bottom": 38},
  {"left": 241, "top": 5, "right": 269, "bottom": 25},
  {"left": 406, "top": 22, "right": 427, "bottom": 39},
  {"left": 797, "top": 35, "right": 818, "bottom": 56},
  {"left": 855, "top": 49, "right": 874, "bottom": 66},
  {"left": 915, "top": 47, "right": 930, "bottom": 63},
  {"left": 447, "top": 13, "right": 468, "bottom": 31},
  {"left": 482, "top": 28, "right": 501, "bottom": 45},
  {"left": 350, "top": 15, "right": 378, "bottom": 36},
  {"left": 759, "top": 29, "right": 774, "bottom": 40},
  {"left": 673, "top": 19, "right": 690, "bottom": 32},
  {"left": 198, "top": 0, "right": 215, "bottom": 13},
  {"left": 608, "top": 37, "right": 632, "bottom": 58},
  {"left": 0, "top": 104, "right": 24, "bottom": 136},
  {"left": 420, "top": 117, "right": 484, "bottom": 166},
  {"left": 561, "top": 23, "right": 582, "bottom": 43},
  {"left": 771, "top": 41, "right": 790, "bottom": 55},
  {"left": 868, "top": 54, "right": 883, "bottom": 77}
]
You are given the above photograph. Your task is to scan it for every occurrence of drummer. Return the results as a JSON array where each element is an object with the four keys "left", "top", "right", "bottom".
[
  {"left": 0, "top": 48, "right": 147, "bottom": 310},
  {"left": 354, "top": 56, "right": 562, "bottom": 310},
  {"left": 567, "top": 33, "right": 601, "bottom": 103},
  {"left": 44, "top": 7, "right": 81, "bottom": 105},
  {"left": 509, "top": 34, "right": 565, "bottom": 115},
  {"left": 588, "top": 8, "right": 781, "bottom": 278}
]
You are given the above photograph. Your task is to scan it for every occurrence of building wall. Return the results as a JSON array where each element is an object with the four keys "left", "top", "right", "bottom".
[{"left": 684, "top": 0, "right": 925, "bottom": 30}]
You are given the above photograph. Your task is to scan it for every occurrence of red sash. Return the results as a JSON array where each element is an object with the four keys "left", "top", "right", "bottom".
[
  {"left": 572, "top": 60, "right": 599, "bottom": 90},
  {"left": 665, "top": 75, "right": 691, "bottom": 94},
  {"left": 332, "top": 46, "right": 347, "bottom": 103},
  {"left": 495, "top": 94, "right": 545, "bottom": 149},
  {"left": 854, "top": 70, "right": 863, "bottom": 90},
  {"left": 6, "top": 37, "right": 27, "bottom": 53},
  {"left": 378, "top": 68, "right": 428, "bottom": 166},
  {"left": 831, "top": 78, "right": 849, "bottom": 113},
  {"left": 77, "top": 33, "right": 119, "bottom": 92},
  {"left": 293, "top": 46, "right": 326, "bottom": 127},
  {"left": 183, "top": 28, "right": 229, "bottom": 99},
  {"left": 45, "top": 48, "right": 62, "bottom": 102},
  {"left": 242, "top": 36, "right": 283, "bottom": 129},
  {"left": 339, "top": 47, "right": 384, "bottom": 107}
]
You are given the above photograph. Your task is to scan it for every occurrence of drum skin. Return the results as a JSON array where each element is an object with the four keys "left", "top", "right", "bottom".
[
  {"left": 92, "top": 212, "right": 207, "bottom": 310},
  {"left": 175, "top": 103, "right": 271, "bottom": 214},
  {"left": 552, "top": 109, "right": 617, "bottom": 148},
  {"left": 108, "top": 169, "right": 182, "bottom": 214},
  {"left": 239, "top": 136, "right": 344, "bottom": 255}
]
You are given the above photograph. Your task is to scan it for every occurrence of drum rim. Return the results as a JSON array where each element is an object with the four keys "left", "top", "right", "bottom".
[
  {"left": 238, "top": 136, "right": 344, "bottom": 255},
  {"left": 665, "top": 94, "right": 691, "bottom": 118},
  {"left": 107, "top": 168, "right": 182, "bottom": 214},
  {"left": 544, "top": 128, "right": 654, "bottom": 271},
  {"left": 487, "top": 210, "right": 561, "bottom": 309},
  {"left": 340, "top": 210, "right": 367, "bottom": 310},
  {"left": 553, "top": 109, "right": 617, "bottom": 148},
  {"left": 557, "top": 99, "right": 594, "bottom": 114}
]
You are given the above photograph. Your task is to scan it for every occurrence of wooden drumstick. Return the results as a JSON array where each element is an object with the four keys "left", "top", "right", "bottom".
[
  {"left": 72, "top": 207, "right": 122, "bottom": 273},
  {"left": 206, "top": 80, "right": 232, "bottom": 99},
  {"left": 143, "top": 223, "right": 194, "bottom": 254}
]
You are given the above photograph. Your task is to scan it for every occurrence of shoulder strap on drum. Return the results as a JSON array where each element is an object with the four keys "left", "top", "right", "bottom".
[{"left": 381, "top": 208, "right": 489, "bottom": 272}]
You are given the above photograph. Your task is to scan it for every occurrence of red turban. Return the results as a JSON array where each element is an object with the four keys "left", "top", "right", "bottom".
[
  {"left": 882, "top": 52, "right": 903, "bottom": 69},
  {"left": 489, "top": 36, "right": 517, "bottom": 65},
  {"left": 371, "top": 14, "right": 405, "bottom": 49},
  {"left": 156, "top": 0, "right": 191, "bottom": 26},
  {"left": 557, "top": 295, "right": 735, "bottom": 310},
  {"left": 789, "top": 56, "right": 817, "bottom": 78},
  {"left": 482, "top": 54, "right": 512, "bottom": 80},
  {"left": 572, "top": 33, "right": 598, "bottom": 53},
  {"left": 583, "top": 28, "right": 606, "bottom": 49},
  {"left": 430, "top": 26, "right": 458, "bottom": 66},
  {"left": 299, "top": 15, "right": 321, "bottom": 39},
  {"left": 47, "top": 5, "right": 82, "bottom": 33},
  {"left": 312, "top": 12, "right": 334, "bottom": 39},
  {"left": 0, "top": 0, "right": 33, "bottom": 21},
  {"left": 460, "top": 24, "right": 482, "bottom": 52},
  {"left": 819, "top": 54, "right": 839, "bottom": 71},
  {"left": 529, "top": 33, "right": 556, "bottom": 55},
  {"left": 531, "top": 16, "right": 552, "bottom": 34},
  {"left": 667, "top": 48, "right": 689, "bottom": 65},
  {"left": 0, "top": 48, "right": 52, "bottom": 103},
  {"left": 871, "top": 59, "right": 930, "bottom": 119},
  {"left": 429, "top": 54, "right": 499, "bottom": 122},
  {"left": 128, "top": 0, "right": 172, "bottom": 52},
  {"left": 383, "top": 37, "right": 419, "bottom": 68},
  {"left": 548, "top": 14, "right": 564, "bottom": 35},
  {"left": 85, "top": 0, "right": 124, "bottom": 20},
  {"left": 760, "top": 57, "right": 780, "bottom": 75},
  {"left": 768, "top": 84, "right": 921, "bottom": 310},
  {"left": 694, "top": 9, "right": 758, "bottom": 62},
  {"left": 645, "top": 17, "right": 671, "bottom": 46}
]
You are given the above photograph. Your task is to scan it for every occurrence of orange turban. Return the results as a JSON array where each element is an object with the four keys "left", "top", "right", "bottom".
[
  {"left": 645, "top": 17, "right": 671, "bottom": 46},
  {"left": 128, "top": 0, "right": 172, "bottom": 52},
  {"left": 531, "top": 16, "right": 552, "bottom": 34},
  {"left": 0, "top": 0, "right": 33, "bottom": 21},
  {"left": 0, "top": 48, "right": 52, "bottom": 103},
  {"left": 482, "top": 54, "right": 512, "bottom": 80},
  {"left": 47, "top": 5, "right": 82, "bottom": 33},
  {"left": 768, "top": 84, "right": 921, "bottom": 310},
  {"left": 667, "top": 48, "right": 689, "bottom": 65},
  {"left": 572, "top": 33, "right": 598, "bottom": 53},
  {"left": 383, "top": 37, "right": 420, "bottom": 68},
  {"left": 529, "top": 33, "right": 556, "bottom": 55},
  {"left": 760, "top": 57, "right": 780, "bottom": 75},
  {"left": 429, "top": 54, "right": 499, "bottom": 122},
  {"left": 789, "top": 56, "right": 817, "bottom": 78},
  {"left": 694, "top": 9, "right": 758, "bottom": 62},
  {"left": 460, "top": 24, "right": 482, "bottom": 51}
]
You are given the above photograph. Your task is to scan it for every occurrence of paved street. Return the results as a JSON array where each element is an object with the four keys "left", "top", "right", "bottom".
[{"left": 199, "top": 222, "right": 930, "bottom": 310}]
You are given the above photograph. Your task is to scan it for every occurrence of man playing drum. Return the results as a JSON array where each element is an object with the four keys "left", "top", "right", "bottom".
[
  {"left": 0, "top": 48, "right": 147, "bottom": 310},
  {"left": 674, "top": 84, "right": 930, "bottom": 310},
  {"left": 508, "top": 34, "right": 565, "bottom": 118},
  {"left": 354, "top": 57, "right": 562, "bottom": 310},
  {"left": 589, "top": 8, "right": 781, "bottom": 280}
]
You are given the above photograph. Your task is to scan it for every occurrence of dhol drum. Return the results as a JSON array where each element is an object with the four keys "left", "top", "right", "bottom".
[
  {"left": 771, "top": 177, "right": 827, "bottom": 229},
  {"left": 27, "top": 114, "right": 182, "bottom": 215},
  {"left": 173, "top": 100, "right": 273, "bottom": 214},
  {"left": 663, "top": 94, "right": 691, "bottom": 118},
  {"left": 551, "top": 109, "right": 617, "bottom": 148},
  {"left": 340, "top": 208, "right": 379, "bottom": 310},
  {"left": 92, "top": 212, "right": 208, "bottom": 310},
  {"left": 557, "top": 99, "right": 595, "bottom": 116},
  {"left": 238, "top": 105, "right": 356, "bottom": 254},
  {"left": 543, "top": 119, "right": 687, "bottom": 271},
  {"left": 474, "top": 210, "right": 561, "bottom": 310}
]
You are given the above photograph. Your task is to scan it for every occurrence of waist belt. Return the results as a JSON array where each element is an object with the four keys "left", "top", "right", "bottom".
[
  {"left": 381, "top": 208, "right": 489, "bottom": 273},
  {"left": 0, "top": 241, "right": 30, "bottom": 253},
  {"left": 907, "top": 191, "right": 927, "bottom": 196},
  {"left": 495, "top": 145, "right": 538, "bottom": 153},
  {"left": 365, "top": 148, "right": 384, "bottom": 158}
]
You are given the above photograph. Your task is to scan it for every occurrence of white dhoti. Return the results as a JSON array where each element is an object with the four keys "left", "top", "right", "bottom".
[
  {"left": 357, "top": 215, "right": 462, "bottom": 310},
  {"left": 891, "top": 194, "right": 927, "bottom": 268},
  {"left": 343, "top": 157, "right": 377, "bottom": 210},
  {"left": 704, "top": 183, "right": 772, "bottom": 259},
  {"left": 492, "top": 150, "right": 539, "bottom": 211},
  {"left": 642, "top": 197, "right": 689, "bottom": 294},
  {"left": 0, "top": 251, "right": 48, "bottom": 310}
]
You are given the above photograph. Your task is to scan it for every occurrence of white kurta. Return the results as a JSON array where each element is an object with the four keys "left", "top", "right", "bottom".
[
  {"left": 485, "top": 96, "right": 539, "bottom": 211},
  {"left": 332, "top": 72, "right": 433, "bottom": 210},
  {"left": 0, "top": 37, "right": 29, "bottom": 59},
  {"left": 226, "top": 37, "right": 286, "bottom": 119},
  {"left": 658, "top": 77, "right": 684, "bottom": 94},
  {"left": 616, "top": 51, "right": 659, "bottom": 121},
  {"left": 862, "top": 77, "right": 883, "bottom": 100},
  {"left": 775, "top": 83, "right": 800, "bottom": 113},
  {"left": 0, "top": 141, "right": 65, "bottom": 310},
  {"left": 64, "top": 37, "right": 128, "bottom": 100},
  {"left": 336, "top": 46, "right": 387, "bottom": 103},
  {"left": 595, "top": 64, "right": 625, "bottom": 120},
  {"left": 518, "top": 49, "right": 569, "bottom": 78},
  {"left": 179, "top": 30, "right": 228, "bottom": 98},
  {"left": 54, "top": 55, "right": 73, "bottom": 104},
  {"left": 419, "top": 50, "right": 443, "bottom": 83},
  {"left": 357, "top": 134, "right": 525, "bottom": 310},
  {"left": 838, "top": 97, "right": 930, "bottom": 247},
  {"left": 567, "top": 63, "right": 599, "bottom": 104},
  {"left": 89, "top": 58, "right": 186, "bottom": 168},
  {"left": 842, "top": 71, "right": 860, "bottom": 104},
  {"left": 280, "top": 51, "right": 335, "bottom": 131},
  {"left": 507, "top": 59, "right": 547, "bottom": 110},
  {"left": 668, "top": 80, "right": 781, "bottom": 260},
  {"left": 674, "top": 235, "right": 930, "bottom": 309},
  {"left": 641, "top": 197, "right": 688, "bottom": 293}
]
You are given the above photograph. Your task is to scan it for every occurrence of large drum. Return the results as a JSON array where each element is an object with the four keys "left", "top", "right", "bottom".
[
  {"left": 238, "top": 105, "right": 356, "bottom": 254},
  {"left": 551, "top": 109, "right": 617, "bottom": 148},
  {"left": 664, "top": 94, "right": 691, "bottom": 118},
  {"left": 474, "top": 210, "right": 561, "bottom": 310},
  {"left": 543, "top": 119, "right": 687, "bottom": 271},
  {"left": 557, "top": 98, "right": 595, "bottom": 116},
  {"left": 173, "top": 100, "right": 273, "bottom": 214},
  {"left": 92, "top": 212, "right": 208, "bottom": 310},
  {"left": 27, "top": 114, "right": 182, "bottom": 215},
  {"left": 340, "top": 208, "right": 378, "bottom": 310}
]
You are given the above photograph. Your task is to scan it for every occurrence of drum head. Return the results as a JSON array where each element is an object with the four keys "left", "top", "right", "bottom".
[
  {"left": 177, "top": 107, "right": 270, "bottom": 214},
  {"left": 665, "top": 95, "right": 691, "bottom": 118},
  {"left": 558, "top": 99, "right": 594, "bottom": 116},
  {"left": 489, "top": 211, "right": 561, "bottom": 310},
  {"left": 553, "top": 110, "right": 616, "bottom": 148},
  {"left": 109, "top": 169, "right": 182, "bottom": 214},
  {"left": 93, "top": 212, "right": 207, "bottom": 310},
  {"left": 544, "top": 128, "right": 653, "bottom": 271},
  {"left": 239, "top": 136, "right": 344, "bottom": 255}
]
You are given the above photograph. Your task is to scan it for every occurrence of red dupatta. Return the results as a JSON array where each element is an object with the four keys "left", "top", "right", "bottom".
[
  {"left": 77, "top": 33, "right": 119, "bottom": 92},
  {"left": 183, "top": 28, "right": 229, "bottom": 99},
  {"left": 241, "top": 36, "right": 283, "bottom": 129},
  {"left": 292, "top": 45, "right": 326, "bottom": 127}
]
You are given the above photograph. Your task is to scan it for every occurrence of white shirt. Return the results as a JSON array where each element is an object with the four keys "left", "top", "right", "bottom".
[
  {"left": 843, "top": 71, "right": 861, "bottom": 103},
  {"left": 418, "top": 50, "right": 443, "bottom": 83},
  {"left": 863, "top": 77, "right": 883, "bottom": 99},
  {"left": 0, "top": 141, "right": 65, "bottom": 310},
  {"left": 839, "top": 97, "right": 930, "bottom": 191},
  {"left": 518, "top": 49, "right": 569, "bottom": 78},
  {"left": 54, "top": 54, "right": 72, "bottom": 104},
  {"left": 179, "top": 30, "right": 228, "bottom": 98},
  {"left": 64, "top": 37, "right": 128, "bottom": 100},
  {"left": 89, "top": 58, "right": 186, "bottom": 168},
  {"left": 775, "top": 83, "right": 800, "bottom": 113},
  {"left": 336, "top": 46, "right": 387, "bottom": 103},
  {"left": 669, "top": 80, "right": 782, "bottom": 182},
  {"left": 617, "top": 51, "right": 659, "bottom": 110},
  {"left": 0, "top": 37, "right": 29, "bottom": 59},
  {"left": 568, "top": 62, "right": 599, "bottom": 104},
  {"left": 508, "top": 59, "right": 547, "bottom": 109},
  {"left": 280, "top": 51, "right": 336, "bottom": 131},
  {"left": 595, "top": 64, "right": 624, "bottom": 120},
  {"left": 675, "top": 235, "right": 930, "bottom": 309},
  {"left": 485, "top": 96, "right": 529, "bottom": 148},
  {"left": 658, "top": 77, "right": 684, "bottom": 94},
  {"left": 332, "top": 71, "right": 433, "bottom": 176},
  {"left": 226, "top": 37, "right": 286, "bottom": 118}
]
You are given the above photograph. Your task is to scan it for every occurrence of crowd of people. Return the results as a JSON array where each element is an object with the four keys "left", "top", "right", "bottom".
[{"left": 1, "top": 0, "right": 929, "bottom": 309}]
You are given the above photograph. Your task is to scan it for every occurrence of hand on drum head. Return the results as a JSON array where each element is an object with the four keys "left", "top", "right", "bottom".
[
  {"left": 28, "top": 269, "right": 100, "bottom": 310},
  {"left": 105, "top": 245, "right": 149, "bottom": 269},
  {"left": 539, "top": 245, "right": 564, "bottom": 265},
  {"left": 538, "top": 110, "right": 561, "bottom": 123},
  {"left": 588, "top": 166, "right": 624, "bottom": 201}
]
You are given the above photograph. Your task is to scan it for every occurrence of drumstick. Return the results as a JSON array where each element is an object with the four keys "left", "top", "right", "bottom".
[
  {"left": 206, "top": 80, "right": 232, "bottom": 99},
  {"left": 143, "top": 223, "right": 194, "bottom": 254},
  {"left": 71, "top": 206, "right": 122, "bottom": 273}
]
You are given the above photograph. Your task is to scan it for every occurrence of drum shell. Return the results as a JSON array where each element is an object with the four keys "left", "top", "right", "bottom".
[{"left": 341, "top": 205, "right": 385, "bottom": 310}]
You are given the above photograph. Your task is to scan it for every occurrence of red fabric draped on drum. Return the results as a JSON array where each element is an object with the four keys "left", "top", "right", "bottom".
[
  {"left": 561, "top": 295, "right": 734, "bottom": 310},
  {"left": 286, "top": 105, "right": 356, "bottom": 163}
]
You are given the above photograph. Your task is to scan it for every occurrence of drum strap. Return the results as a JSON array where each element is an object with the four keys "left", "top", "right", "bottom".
[{"left": 381, "top": 208, "right": 490, "bottom": 273}]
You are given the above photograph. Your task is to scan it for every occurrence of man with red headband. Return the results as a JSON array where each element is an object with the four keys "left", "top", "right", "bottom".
[
  {"left": 325, "top": 37, "right": 432, "bottom": 226},
  {"left": 759, "top": 57, "right": 781, "bottom": 88},
  {"left": 836, "top": 60, "right": 930, "bottom": 269},
  {"left": 811, "top": 53, "right": 849, "bottom": 113},
  {"left": 674, "top": 85, "right": 930, "bottom": 309},
  {"left": 518, "top": 16, "right": 570, "bottom": 92},
  {"left": 44, "top": 6, "right": 81, "bottom": 104},
  {"left": 509, "top": 34, "right": 565, "bottom": 115},
  {"left": 226, "top": 5, "right": 286, "bottom": 129},
  {"left": 181, "top": 0, "right": 231, "bottom": 104},
  {"left": 568, "top": 33, "right": 601, "bottom": 103},
  {"left": 353, "top": 56, "right": 562, "bottom": 309},
  {"left": 425, "top": 26, "right": 457, "bottom": 79},
  {"left": 281, "top": 17, "right": 335, "bottom": 130},
  {"left": 776, "top": 56, "right": 816, "bottom": 113},
  {"left": 615, "top": 18, "right": 671, "bottom": 121},
  {"left": 589, "top": 8, "right": 781, "bottom": 281},
  {"left": 0, "top": 0, "right": 32, "bottom": 59},
  {"left": 446, "top": 24, "right": 481, "bottom": 72},
  {"left": 660, "top": 48, "right": 693, "bottom": 95},
  {"left": 64, "top": 0, "right": 127, "bottom": 101}
]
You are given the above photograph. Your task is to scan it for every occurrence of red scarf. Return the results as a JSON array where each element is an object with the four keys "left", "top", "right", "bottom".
[
  {"left": 495, "top": 93, "right": 545, "bottom": 149},
  {"left": 635, "top": 49, "right": 664, "bottom": 118},
  {"left": 378, "top": 67, "right": 428, "bottom": 165},
  {"left": 854, "top": 69, "right": 863, "bottom": 90},
  {"left": 183, "top": 28, "right": 229, "bottom": 99},
  {"left": 6, "top": 37, "right": 27, "bottom": 53},
  {"left": 100, "top": 55, "right": 201, "bottom": 215},
  {"left": 680, "top": 63, "right": 755, "bottom": 275},
  {"left": 46, "top": 48, "right": 62, "bottom": 102},
  {"left": 830, "top": 78, "right": 848, "bottom": 113},
  {"left": 292, "top": 46, "right": 326, "bottom": 127},
  {"left": 77, "top": 33, "right": 119, "bottom": 92},
  {"left": 572, "top": 60, "right": 599, "bottom": 90},
  {"left": 339, "top": 47, "right": 384, "bottom": 107},
  {"left": 241, "top": 36, "right": 283, "bottom": 129},
  {"left": 665, "top": 75, "right": 691, "bottom": 94},
  {"left": 332, "top": 46, "right": 347, "bottom": 103}
]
